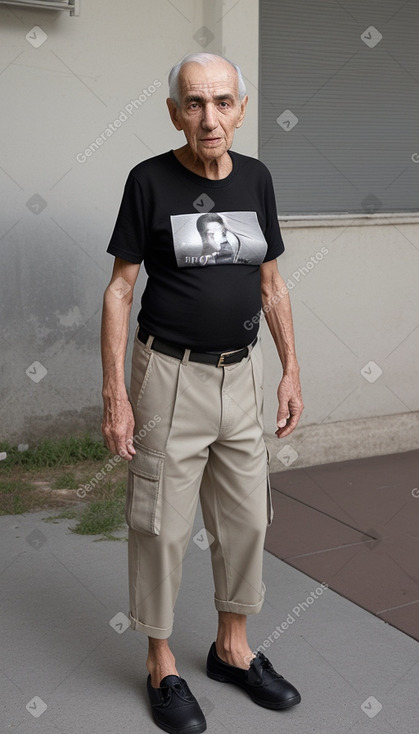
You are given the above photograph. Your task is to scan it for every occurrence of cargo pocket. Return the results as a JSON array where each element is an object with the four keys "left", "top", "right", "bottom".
[
  {"left": 125, "top": 443, "right": 165, "bottom": 535},
  {"left": 266, "top": 446, "right": 274, "bottom": 526}
]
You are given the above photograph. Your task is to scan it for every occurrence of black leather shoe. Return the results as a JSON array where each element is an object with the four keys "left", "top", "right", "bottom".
[
  {"left": 147, "top": 674, "right": 206, "bottom": 734},
  {"left": 206, "top": 642, "right": 301, "bottom": 710}
]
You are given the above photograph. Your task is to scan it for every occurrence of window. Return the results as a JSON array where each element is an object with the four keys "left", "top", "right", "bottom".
[{"left": 259, "top": 0, "right": 419, "bottom": 215}]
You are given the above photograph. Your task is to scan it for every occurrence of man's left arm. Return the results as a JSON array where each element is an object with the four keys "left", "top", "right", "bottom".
[{"left": 260, "top": 259, "right": 304, "bottom": 438}]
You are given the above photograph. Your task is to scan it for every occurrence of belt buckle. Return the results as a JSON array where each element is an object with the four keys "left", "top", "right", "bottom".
[{"left": 217, "top": 347, "right": 243, "bottom": 368}]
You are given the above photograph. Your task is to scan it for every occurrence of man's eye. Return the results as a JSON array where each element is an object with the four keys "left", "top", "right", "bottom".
[
  {"left": 188, "top": 103, "right": 199, "bottom": 110},
  {"left": 219, "top": 101, "right": 230, "bottom": 108}
]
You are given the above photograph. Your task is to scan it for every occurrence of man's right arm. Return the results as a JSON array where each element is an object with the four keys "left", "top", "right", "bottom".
[{"left": 101, "top": 257, "right": 141, "bottom": 460}]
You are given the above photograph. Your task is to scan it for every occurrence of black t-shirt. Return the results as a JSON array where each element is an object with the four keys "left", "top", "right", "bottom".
[{"left": 107, "top": 150, "right": 284, "bottom": 351}]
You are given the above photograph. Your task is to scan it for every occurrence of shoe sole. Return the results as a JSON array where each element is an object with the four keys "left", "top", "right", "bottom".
[
  {"left": 151, "top": 714, "right": 206, "bottom": 734},
  {"left": 207, "top": 670, "right": 301, "bottom": 710}
]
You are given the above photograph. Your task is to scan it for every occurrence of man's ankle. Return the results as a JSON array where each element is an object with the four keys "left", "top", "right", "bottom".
[
  {"left": 147, "top": 640, "right": 179, "bottom": 687},
  {"left": 147, "top": 659, "right": 180, "bottom": 688},
  {"left": 215, "top": 640, "right": 255, "bottom": 669}
]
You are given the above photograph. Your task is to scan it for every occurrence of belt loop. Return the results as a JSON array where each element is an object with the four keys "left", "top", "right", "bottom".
[
  {"left": 145, "top": 335, "right": 155, "bottom": 352},
  {"left": 181, "top": 348, "right": 191, "bottom": 365}
]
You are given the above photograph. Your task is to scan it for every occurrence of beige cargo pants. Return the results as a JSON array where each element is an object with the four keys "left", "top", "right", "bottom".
[{"left": 126, "top": 328, "right": 273, "bottom": 639}]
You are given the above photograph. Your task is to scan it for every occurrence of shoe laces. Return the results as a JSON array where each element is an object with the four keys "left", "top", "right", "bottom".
[
  {"left": 256, "top": 652, "right": 284, "bottom": 679},
  {"left": 160, "top": 679, "right": 190, "bottom": 706}
]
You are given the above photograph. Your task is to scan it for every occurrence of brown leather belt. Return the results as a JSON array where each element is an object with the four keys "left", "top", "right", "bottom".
[{"left": 138, "top": 328, "right": 257, "bottom": 368}]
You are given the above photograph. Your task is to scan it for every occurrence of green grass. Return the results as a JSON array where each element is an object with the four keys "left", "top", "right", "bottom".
[
  {"left": 0, "top": 480, "right": 33, "bottom": 494},
  {"left": 0, "top": 479, "right": 49, "bottom": 515},
  {"left": 0, "top": 434, "right": 108, "bottom": 471},
  {"left": 51, "top": 472, "right": 79, "bottom": 490},
  {"left": 0, "top": 435, "right": 128, "bottom": 538},
  {"left": 44, "top": 496, "right": 126, "bottom": 538},
  {"left": 71, "top": 498, "right": 125, "bottom": 536},
  {"left": 41, "top": 476, "right": 127, "bottom": 537}
]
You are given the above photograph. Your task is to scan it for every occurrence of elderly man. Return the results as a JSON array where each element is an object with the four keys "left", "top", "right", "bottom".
[{"left": 101, "top": 52, "right": 304, "bottom": 734}]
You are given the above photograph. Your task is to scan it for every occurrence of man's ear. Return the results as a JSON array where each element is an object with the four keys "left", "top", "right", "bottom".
[
  {"left": 166, "top": 98, "right": 183, "bottom": 131},
  {"left": 236, "top": 95, "right": 248, "bottom": 129}
]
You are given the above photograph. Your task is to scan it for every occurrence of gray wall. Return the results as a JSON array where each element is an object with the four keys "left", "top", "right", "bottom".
[
  {"left": 261, "top": 215, "right": 419, "bottom": 470},
  {"left": 0, "top": 0, "right": 258, "bottom": 442},
  {"left": 0, "top": 0, "right": 418, "bottom": 470}
]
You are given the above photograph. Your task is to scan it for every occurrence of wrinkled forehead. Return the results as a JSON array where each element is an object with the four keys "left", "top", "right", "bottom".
[{"left": 178, "top": 61, "right": 239, "bottom": 100}]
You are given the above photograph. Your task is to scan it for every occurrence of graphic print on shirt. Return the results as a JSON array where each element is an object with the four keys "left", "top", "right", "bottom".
[{"left": 170, "top": 211, "right": 268, "bottom": 267}]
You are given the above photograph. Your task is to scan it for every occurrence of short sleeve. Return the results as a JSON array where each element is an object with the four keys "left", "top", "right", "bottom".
[
  {"left": 106, "top": 172, "right": 147, "bottom": 263},
  {"left": 262, "top": 168, "right": 285, "bottom": 262}
]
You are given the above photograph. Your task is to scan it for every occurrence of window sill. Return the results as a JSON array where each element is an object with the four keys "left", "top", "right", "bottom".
[{"left": 279, "top": 212, "right": 419, "bottom": 228}]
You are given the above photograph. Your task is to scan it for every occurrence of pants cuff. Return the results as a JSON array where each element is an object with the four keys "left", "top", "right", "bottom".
[
  {"left": 129, "top": 612, "right": 173, "bottom": 639},
  {"left": 214, "top": 583, "right": 265, "bottom": 615}
]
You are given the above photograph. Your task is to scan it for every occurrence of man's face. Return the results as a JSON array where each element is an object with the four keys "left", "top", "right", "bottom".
[
  {"left": 167, "top": 59, "right": 248, "bottom": 161},
  {"left": 201, "top": 222, "right": 227, "bottom": 252}
]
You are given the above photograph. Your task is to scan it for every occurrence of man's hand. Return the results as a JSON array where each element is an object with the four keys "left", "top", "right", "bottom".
[
  {"left": 101, "top": 391, "right": 136, "bottom": 460},
  {"left": 275, "top": 370, "right": 304, "bottom": 438}
]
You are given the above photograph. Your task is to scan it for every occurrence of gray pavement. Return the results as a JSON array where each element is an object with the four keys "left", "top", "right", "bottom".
[{"left": 1, "top": 505, "right": 418, "bottom": 734}]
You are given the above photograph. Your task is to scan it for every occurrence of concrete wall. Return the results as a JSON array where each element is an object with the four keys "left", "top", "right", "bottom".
[
  {"left": 262, "top": 214, "right": 419, "bottom": 470},
  {"left": 0, "top": 0, "right": 417, "bottom": 467}
]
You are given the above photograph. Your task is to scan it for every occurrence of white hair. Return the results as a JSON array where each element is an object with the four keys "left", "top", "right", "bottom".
[{"left": 168, "top": 52, "right": 247, "bottom": 105}]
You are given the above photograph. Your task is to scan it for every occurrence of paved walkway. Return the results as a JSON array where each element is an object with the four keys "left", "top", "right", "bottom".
[
  {"left": 1, "top": 503, "right": 418, "bottom": 733},
  {"left": 268, "top": 449, "right": 419, "bottom": 641}
]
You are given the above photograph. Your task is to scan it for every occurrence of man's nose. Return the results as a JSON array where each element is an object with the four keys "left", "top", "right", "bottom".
[{"left": 201, "top": 104, "right": 218, "bottom": 130}]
